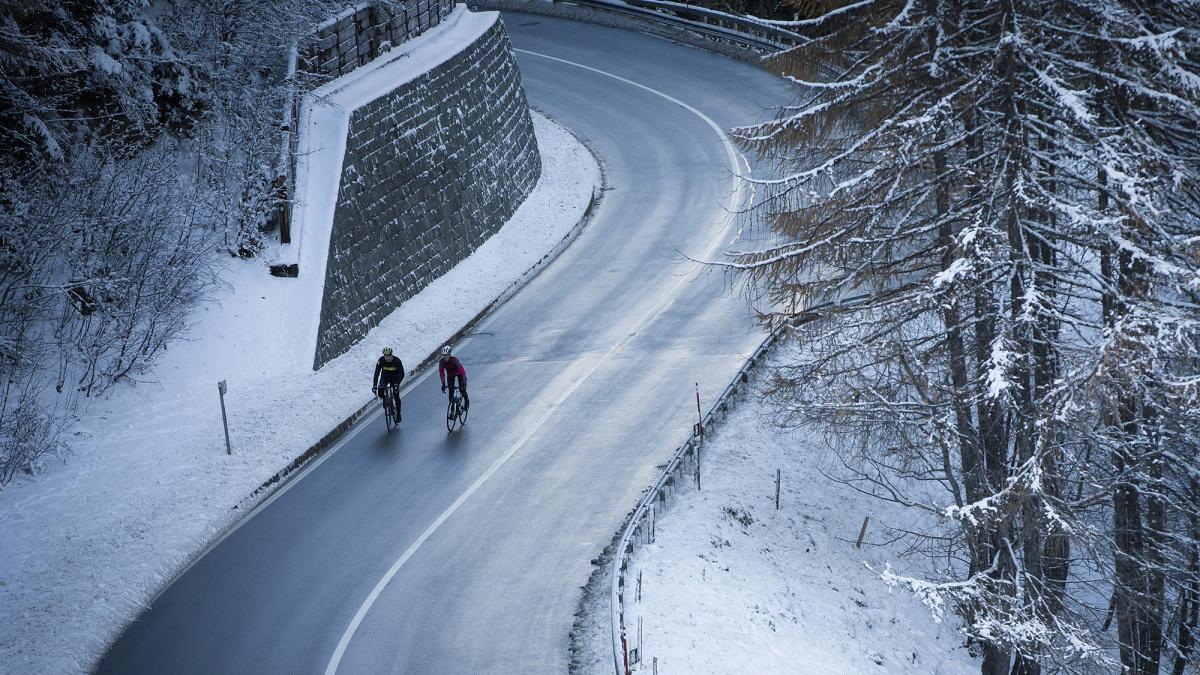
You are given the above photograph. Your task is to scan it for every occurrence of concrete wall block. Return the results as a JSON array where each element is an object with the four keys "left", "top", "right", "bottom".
[{"left": 313, "top": 19, "right": 542, "bottom": 368}]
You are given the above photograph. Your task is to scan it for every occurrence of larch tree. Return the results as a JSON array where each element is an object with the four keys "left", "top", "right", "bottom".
[{"left": 721, "top": 0, "right": 1200, "bottom": 672}]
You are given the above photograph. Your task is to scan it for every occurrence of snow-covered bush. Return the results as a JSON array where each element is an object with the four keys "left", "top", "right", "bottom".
[{"left": 0, "top": 0, "right": 208, "bottom": 173}]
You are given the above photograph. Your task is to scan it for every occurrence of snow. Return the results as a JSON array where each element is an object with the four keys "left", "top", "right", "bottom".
[
  {"left": 578, "top": 354, "right": 978, "bottom": 675},
  {"left": 0, "top": 109, "right": 600, "bottom": 674}
]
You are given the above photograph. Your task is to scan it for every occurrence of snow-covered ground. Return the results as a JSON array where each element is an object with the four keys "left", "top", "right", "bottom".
[
  {"left": 576, "top": 350, "right": 979, "bottom": 675},
  {"left": 0, "top": 111, "right": 600, "bottom": 674}
]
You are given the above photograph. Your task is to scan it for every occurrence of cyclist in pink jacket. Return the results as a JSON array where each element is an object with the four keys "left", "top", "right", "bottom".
[{"left": 438, "top": 345, "right": 469, "bottom": 411}]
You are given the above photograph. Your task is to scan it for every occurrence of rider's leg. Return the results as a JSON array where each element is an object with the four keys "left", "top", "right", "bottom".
[{"left": 461, "top": 385, "right": 469, "bottom": 410}]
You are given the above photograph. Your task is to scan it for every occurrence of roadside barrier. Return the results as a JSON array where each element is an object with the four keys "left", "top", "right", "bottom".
[
  {"left": 565, "top": 0, "right": 801, "bottom": 52},
  {"left": 607, "top": 325, "right": 779, "bottom": 673},
  {"left": 608, "top": 295, "right": 871, "bottom": 674}
]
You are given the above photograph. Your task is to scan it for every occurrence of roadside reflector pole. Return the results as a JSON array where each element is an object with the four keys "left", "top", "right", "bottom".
[{"left": 218, "top": 380, "right": 232, "bottom": 455}]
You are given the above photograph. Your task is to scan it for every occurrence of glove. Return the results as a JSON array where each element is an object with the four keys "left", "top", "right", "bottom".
[
  {"left": 441, "top": 385, "right": 447, "bottom": 393},
  {"left": 372, "top": 387, "right": 377, "bottom": 393}
]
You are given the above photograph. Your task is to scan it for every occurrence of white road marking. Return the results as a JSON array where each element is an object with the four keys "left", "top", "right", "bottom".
[{"left": 324, "top": 49, "right": 751, "bottom": 674}]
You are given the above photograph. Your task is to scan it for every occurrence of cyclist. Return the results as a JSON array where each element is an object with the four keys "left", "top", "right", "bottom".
[
  {"left": 438, "top": 345, "right": 469, "bottom": 412},
  {"left": 372, "top": 347, "right": 405, "bottom": 421}
]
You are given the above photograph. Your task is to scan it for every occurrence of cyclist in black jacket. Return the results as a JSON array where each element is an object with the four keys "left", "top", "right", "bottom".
[{"left": 372, "top": 347, "right": 405, "bottom": 420}]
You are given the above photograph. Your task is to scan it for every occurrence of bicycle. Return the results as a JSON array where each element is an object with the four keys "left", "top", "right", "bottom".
[
  {"left": 446, "top": 387, "right": 468, "bottom": 432},
  {"left": 378, "top": 383, "right": 401, "bottom": 432}
]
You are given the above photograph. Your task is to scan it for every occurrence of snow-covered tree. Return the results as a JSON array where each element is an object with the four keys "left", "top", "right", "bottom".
[
  {"left": 0, "top": 0, "right": 208, "bottom": 174},
  {"left": 723, "top": 0, "right": 1200, "bottom": 672},
  {"left": 0, "top": 0, "right": 343, "bottom": 484}
]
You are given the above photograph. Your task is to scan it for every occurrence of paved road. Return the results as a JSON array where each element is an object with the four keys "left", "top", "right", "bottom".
[{"left": 98, "top": 13, "right": 792, "bottom": 675}]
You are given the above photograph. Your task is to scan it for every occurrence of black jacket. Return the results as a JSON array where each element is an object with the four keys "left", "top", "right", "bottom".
[{"left": 373, "top": 355, "right": 405, "bottom": 388}]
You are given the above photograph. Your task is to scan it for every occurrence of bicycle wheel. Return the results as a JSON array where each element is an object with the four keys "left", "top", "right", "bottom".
[
  {"left": 384, "top": 394, "right": 396, "bottom": 432},
  {"left": 459, "top": 398, "right": 468, "bottom": 425},
  {"left": 446, "top": 399, "right": 458, "bottom": 432}
]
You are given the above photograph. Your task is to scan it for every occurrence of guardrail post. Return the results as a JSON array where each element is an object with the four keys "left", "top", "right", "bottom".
[{"left": 622, "top": 627, "right": 630, "bottom": 674}]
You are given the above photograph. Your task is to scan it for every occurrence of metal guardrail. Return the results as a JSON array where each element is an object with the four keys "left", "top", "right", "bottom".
[
  {"left": 565, "top": 0, "right": 802, "bottom": 52},
  {"left": 608, "top": 326, "right": 780, "bottom": 673},
  {"left": 608, "top": 295, "right": 870, "bottom": 674}
]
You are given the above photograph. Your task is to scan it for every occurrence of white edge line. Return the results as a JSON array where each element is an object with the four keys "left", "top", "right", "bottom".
[
  {"left": 152, "top": 366, "right": 436, "bottom": 604},
  {"left": 324, "top": 48, "right": 750, "bottom": 674}
]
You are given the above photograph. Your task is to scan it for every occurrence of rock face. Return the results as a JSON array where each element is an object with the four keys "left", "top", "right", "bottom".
[{"left": 313, "top": 17, "right": 540, "bottom": 368}]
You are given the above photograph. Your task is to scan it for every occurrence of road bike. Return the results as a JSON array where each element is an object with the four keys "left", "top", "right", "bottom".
[
  {"left": 379, "top": 384, "right": 401, "bottom": 432},
  {"left": 446, "top": 387, "right": 468, "bottom": 432}
]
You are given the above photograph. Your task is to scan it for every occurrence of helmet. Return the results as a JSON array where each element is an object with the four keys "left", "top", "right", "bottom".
[
  {"left": 440, "top": 345, "right": 452, "bottom": 356},
  {"left": 382, "top": 347, "right": 393, "bottom": 355}
]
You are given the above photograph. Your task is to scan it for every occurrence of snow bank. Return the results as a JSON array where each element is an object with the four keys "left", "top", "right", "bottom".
[
  {"left": 576, "top": 352, "right": 979, "bottom": 674},
  {"left": 0, "top": 112, "right": 600, "bottom": 674}
]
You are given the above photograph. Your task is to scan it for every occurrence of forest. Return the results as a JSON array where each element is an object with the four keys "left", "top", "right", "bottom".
[{"left": 0, "top": 0, "right": 354, "bottom": 485}]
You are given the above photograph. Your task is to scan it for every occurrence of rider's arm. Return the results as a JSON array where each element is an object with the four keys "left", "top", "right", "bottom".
[
  {"left": 398, "top": 360, "right": 405, "bottom": 383},
  {"left": 373, "top": 360, "right": 383, "bottom": 388},
  {"left": 438, "top": 359, "right": 446, "bottom": 387}
]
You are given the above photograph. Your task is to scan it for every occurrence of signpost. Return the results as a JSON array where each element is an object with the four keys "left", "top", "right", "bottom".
[{"left": 218, "top": 380, "right": 232, "bottom": 455}]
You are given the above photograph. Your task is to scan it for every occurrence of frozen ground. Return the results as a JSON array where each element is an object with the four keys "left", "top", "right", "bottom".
[
  {"left": 0, "top": 111, "right": 600, "bottom": 674},
  {"left": 576, "top": 351, "right": 979, "bottom": 675}
]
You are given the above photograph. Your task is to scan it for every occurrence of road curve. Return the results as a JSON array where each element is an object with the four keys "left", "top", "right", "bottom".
[{"left": 98, "top": 13, "right": 793, "bottom": 674}]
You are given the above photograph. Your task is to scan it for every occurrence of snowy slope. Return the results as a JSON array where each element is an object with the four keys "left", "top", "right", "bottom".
[
  {"left": 0, "top": 112, "right": 600, "bottom": 674},
  {"left": 577, "top": 350, "right": 980, "bottom": 674}
]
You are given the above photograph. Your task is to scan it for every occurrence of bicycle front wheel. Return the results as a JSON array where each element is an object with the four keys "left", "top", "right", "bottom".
[
  {"left": 446, "top": 400, "right": 458, "bottom": 432},
  {"left": 384, "top": 396, "right": 396, "bottom": 432}
]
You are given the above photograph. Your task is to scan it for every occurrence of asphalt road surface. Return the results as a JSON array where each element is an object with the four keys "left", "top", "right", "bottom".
[{"left": 99, "top": 12, "right": 793, "bottom": 675}]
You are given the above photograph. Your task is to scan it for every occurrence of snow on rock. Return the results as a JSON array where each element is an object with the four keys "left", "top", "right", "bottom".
[
  {"left": 581, "top": 367, "right": 978, "bottom": 674},
  {"left": 0, "top": 111, "right": 600, "bottom": 675}
]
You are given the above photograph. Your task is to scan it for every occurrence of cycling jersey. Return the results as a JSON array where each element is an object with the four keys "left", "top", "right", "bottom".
[
  {"left": 373, "top": 355, "right": 405, "bottom": 388},
  {"left": 438, "top": 356, "right": 466, "bottom": 387}
]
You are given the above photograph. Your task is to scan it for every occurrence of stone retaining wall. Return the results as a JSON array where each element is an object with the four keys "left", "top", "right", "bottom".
[{"left": 313, "top": 16, "right": 540, "bottom": 368}]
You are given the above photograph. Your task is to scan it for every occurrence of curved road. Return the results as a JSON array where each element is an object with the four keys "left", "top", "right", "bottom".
[{"left": 99, "top": 13, "right": 792, "bottom": 674}]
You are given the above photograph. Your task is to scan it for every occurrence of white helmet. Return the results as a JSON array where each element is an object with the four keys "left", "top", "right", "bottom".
[{"left": 441, "top": 345, "right": 452, "bottom": 356}]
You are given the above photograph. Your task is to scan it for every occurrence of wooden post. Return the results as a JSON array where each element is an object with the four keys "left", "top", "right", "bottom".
[{"left": 856, "top": 516, "right": 870, "bottom": 548}]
